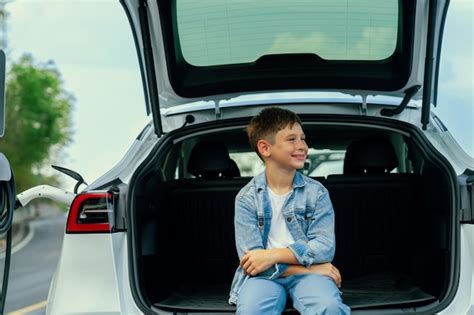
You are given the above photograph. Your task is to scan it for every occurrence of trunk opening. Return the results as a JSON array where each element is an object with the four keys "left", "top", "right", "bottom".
[{"left": 131, "top": 120, "right": 455, "bottom": 313}]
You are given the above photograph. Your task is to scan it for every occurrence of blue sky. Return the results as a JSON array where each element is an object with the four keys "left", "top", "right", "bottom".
[{"left": 6, "top": 0, "right": 473, "bottom": 190}]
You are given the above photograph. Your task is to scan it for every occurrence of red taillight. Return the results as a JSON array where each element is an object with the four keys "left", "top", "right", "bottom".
[{"left": 66, "top": 192, "right": 115, "bottom": 233}]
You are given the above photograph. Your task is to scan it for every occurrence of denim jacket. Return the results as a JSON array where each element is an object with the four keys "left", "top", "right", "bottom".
[{"left": 228, "top": 171, "right": 336, "bottom": 305}]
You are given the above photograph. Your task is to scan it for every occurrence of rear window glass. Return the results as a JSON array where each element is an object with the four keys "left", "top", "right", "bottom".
[
  {"left": 229, "top": 149, "right": 347, "bottom": 178},
  {"left": 306, "top": 149, "right": 346, "bottom": 177},
  {"left": 176, "top": 0, "right": 399, "bottom": 66},
  {"left": 229, "top": 152, "right": 265, "bottom": 177}
]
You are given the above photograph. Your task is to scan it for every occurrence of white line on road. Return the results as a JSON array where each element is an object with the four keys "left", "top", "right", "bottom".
[
  {"left": 11, "top": 222, "right": 35, "bottom": 255},
  {"left": 7, "top": 299, "right": 47, "bottom": 315}
]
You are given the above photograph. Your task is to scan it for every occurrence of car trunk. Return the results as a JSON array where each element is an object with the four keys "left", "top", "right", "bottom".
[{"left": 130, "top": 120, "right": 455, "bottom": 313}]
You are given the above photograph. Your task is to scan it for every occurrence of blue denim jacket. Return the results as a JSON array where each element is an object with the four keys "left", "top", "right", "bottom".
[{"left": 228, "top": 171, "right": 336, "bottom": 305}]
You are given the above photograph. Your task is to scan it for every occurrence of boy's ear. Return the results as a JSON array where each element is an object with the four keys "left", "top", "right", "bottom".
[{"left": 257, "top": 139, "right": 271, "bottom": 158}]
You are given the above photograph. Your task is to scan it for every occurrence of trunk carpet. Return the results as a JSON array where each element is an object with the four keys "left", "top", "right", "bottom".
[{"left": 153, "top": 272, "right": 435, "bottom": 311}]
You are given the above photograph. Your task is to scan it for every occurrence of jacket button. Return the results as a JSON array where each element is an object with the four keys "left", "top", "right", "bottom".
[{"left": 286, "top": 217, "right": 292, "bottom": 222}]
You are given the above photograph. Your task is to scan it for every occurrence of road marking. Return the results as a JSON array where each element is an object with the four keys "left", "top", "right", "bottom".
[
  {"left": 7, "top": 299, "right": 47, "bottom": 315},
  {"left": 11, "top": 222, "right": 35, "bottom": 255}
]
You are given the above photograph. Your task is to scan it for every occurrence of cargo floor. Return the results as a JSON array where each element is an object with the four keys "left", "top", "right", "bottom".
[{"left": 153, "top": 272, "right": 435, "bottom": 312}]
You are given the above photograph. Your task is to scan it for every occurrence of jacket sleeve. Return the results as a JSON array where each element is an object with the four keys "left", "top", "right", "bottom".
[
  {"left": 287, "top": 187, "right": 335, "bottom": 267},
  {"left": 234, "top": 190, "right": 288, "bottom": 279}
]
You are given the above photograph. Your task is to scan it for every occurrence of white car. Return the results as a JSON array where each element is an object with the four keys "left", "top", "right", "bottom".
[{"left": 16, "top": 0, "right": 474, "bottom": 314}]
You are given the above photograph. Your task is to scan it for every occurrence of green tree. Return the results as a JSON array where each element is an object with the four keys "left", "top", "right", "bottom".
[{"left": 0, "top": 54, "right": 74, "bottom": 193}]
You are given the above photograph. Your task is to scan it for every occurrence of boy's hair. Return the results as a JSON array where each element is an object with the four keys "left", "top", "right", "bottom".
[{"left": 246, "top": 107, "right": 303, "bottom": 159}]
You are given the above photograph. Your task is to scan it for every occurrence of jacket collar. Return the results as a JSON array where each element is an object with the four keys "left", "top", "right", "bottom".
[{"left": 255, "top": 170, "right": 306, "bottom": 192}]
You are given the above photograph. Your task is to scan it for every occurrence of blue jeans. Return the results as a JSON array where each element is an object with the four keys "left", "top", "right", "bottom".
[{"left": 237, "top": 273, "right": 351, "bottom": 315}]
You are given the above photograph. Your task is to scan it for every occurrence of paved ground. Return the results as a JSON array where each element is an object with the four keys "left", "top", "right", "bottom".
[{"left": 1, "top": 215, "right": 66, "bottom": 315}]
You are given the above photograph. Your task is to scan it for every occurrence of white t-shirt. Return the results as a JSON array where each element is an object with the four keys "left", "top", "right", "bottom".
[{"left": 266, "top": 188, "right": 295, "bottom": 249}]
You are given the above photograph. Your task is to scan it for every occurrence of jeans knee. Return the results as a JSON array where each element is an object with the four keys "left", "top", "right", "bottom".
[
  {"left": 237, "top": 293, "right": 286, "bottom": 315},
  {"left": 318, "top": 298, "right": 350, "bottom": 315},
  {"left": 237, "top": 278, "right": 286, "bottom": 314},
  {"left": 236, "top": 295, "right": 259, "bottom": 315},
  {"left": 237, "top": 302, "right": 282, "bottom": 315},
  {"left": 236, "top": 304, "right": 259, "bottom": 315},
  {"left": 299, "top": 298, "right": 349, "bottom": 315}
]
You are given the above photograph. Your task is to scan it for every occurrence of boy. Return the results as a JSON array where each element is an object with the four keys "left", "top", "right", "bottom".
[{"left": 229, "top": 107, "right": 350, "bottom": 314}]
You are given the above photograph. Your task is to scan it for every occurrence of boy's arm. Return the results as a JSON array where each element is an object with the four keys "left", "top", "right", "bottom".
[
  {"left": 280, "top": 264, "right": 311, "bottom": 277},
  {"left": 286, "top": 187, "right": 336, "bottom": 267},
  {"left": 235, "top": 193, "right": 289, "bottom": 278},
  {"left": 280, "top": 263, "right": 342, "bottom": 288},
  {"left": 239, "top": 247, "right": 297, "bottom": 276},
  {"left": 241, "top": 247, "right": 298, "bottom": 265}
]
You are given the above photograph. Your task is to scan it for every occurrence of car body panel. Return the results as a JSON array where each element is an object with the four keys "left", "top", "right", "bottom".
[
  {"left": 438, "top": 224, "right": 474, "bottom": 315},
  {"left": 46, "top": 233, "right": 141, "bottom": 315}
]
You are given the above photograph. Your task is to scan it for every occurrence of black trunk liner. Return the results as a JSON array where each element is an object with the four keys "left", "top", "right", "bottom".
[{"left": 153, "top": 273, "right": 435, "bottom": 312}]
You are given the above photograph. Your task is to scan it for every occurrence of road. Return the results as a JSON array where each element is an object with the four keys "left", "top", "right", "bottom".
[{"left": 2, "top": 215, "right": 66, "bottom": 315}]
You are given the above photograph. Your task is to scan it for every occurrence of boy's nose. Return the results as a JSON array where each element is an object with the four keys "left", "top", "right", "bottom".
[
  {"left": 296, "top": 143, "right": 308, "bottom": 153},
  {"left": 297, "top": 140, "right": 308, "bottom": 149}
]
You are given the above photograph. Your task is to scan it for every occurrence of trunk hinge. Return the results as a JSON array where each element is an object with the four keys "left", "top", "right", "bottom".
[
  {"left": 360, "top": 95, "right": 368, "bottom": 115},
  {"left": 459, "top": 169, "right": 474, "bottom": 224},
  {"left": 381, "top": 85, "right": 421, "bottom": 117}
]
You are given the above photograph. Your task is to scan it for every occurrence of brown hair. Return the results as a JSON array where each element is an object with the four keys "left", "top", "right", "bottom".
[{"left": 246, "top": 107, "right": 302, "bottom": 159}]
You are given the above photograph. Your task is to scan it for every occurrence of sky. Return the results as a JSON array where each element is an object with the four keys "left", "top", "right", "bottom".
[
  {"left": 7, "top": 0, "right": 149, "bottom": 190},
  {"left": 4, "top": 0, "right": 474, "bottom": 191}
]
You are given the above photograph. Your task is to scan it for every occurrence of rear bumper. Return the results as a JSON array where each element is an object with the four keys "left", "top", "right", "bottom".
[{"left": 46, "top": 232, "right": 142, "bottom": 315}]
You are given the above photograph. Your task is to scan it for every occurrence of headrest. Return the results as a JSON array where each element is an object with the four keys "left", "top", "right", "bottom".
[
  {"left": 187, "top": 142, "right": 238, "bottom": 178},
  {"left": 229, "top": 159, "right": 241, "bottom": 178},
  {"left": 344, "top": 138, "right": 398, "bottom": 175}
]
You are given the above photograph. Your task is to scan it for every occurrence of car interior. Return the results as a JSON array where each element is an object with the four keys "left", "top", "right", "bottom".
[{"left": 132, "top": 123, "right": 452, "bottom": 312}]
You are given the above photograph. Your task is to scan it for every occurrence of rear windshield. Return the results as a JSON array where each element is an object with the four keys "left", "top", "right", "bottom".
[{"left": 176, "top": 0, "right": 399, "bottom": 66}]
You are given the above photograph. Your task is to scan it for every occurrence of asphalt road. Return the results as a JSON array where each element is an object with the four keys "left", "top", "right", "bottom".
[{"left": 1, "top": 215, "right": 66, "bottom": 314}]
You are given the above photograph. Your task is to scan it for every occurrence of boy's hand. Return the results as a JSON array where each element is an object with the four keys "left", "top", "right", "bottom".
[
  {"left": 309, "top": 263, "right": 342, "bottom": 288},
  {"left": 240, "top": 250, "right": 276, "bottom": 276}
]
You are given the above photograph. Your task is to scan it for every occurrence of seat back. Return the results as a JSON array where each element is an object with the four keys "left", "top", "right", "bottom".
[{"left": 326, "top": 138, "right": 421, "bottom": 278}]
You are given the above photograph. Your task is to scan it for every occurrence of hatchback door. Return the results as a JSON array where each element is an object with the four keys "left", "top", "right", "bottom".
[{"left": 122, "top": 0, "right": 449, "bottom": 134}]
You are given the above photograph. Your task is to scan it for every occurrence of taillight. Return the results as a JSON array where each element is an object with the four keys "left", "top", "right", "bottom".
[{"left": 66, "top": 191, "right": 115, "bottom": 233}]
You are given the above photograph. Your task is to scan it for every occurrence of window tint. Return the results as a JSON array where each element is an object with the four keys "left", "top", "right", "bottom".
[{"left": 177, "top": 0, "right": 398, "bottom": 66}]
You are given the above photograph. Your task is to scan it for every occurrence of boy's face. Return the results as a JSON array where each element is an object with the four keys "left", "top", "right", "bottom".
[{"left": 258, "top": 123, "right": 308, "bottom": 171}]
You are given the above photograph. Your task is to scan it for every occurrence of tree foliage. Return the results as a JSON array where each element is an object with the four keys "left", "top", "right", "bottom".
[{"left": 0, "top": 54, "right": 74, "bottom": 192}]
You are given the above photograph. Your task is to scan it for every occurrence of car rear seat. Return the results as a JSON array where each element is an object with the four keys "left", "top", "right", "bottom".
[
  {"left": 326, "top": 138, "right": 422, "bottom": 278},
  {"left": 168, "top": 142, "right": 249, "bottom": 284}
]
